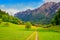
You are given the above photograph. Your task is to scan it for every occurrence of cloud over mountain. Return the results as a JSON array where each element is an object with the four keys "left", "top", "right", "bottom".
[
  {"left": 45, "top": 0, "right": 60, "bottom": 2},
  {"left": 0, "top": 5, "right": 20, "bottom": 16}
]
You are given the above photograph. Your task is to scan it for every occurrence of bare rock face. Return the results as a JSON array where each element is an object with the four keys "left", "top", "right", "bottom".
[{"left": 15, "top": 2, "right": 60, "bottom": 24}]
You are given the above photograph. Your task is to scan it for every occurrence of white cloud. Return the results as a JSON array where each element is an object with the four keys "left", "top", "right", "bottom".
[
  {"left": 0, "top": 5, "right": 20, "bottom": 16},
  {"left": 0, "top": 2, "right": 44, "bottom": 16},
  {"left": 6, "top": 9, "right": 20, "bottom": 16},
  {"left": 22, "top": 7, "right": 34, "bottom": 11},
  {"left": 0, "top": 4, "right": 34, "bottom": 16},
  {"left": 44, "top": 0, "right": 60, "bottom": 3},
  {"left": 1, "top": 8, "right": 20, "bottom": 16}
]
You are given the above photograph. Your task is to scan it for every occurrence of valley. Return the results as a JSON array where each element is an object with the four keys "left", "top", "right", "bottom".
[
  {"left": 0, "top": 22, "right": 60, "bottom": 40},
  {"left": 0, "top": 1, "right": 60, "bottom": 40}
]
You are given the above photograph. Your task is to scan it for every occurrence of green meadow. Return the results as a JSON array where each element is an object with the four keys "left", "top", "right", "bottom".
[
  {"left": 0, "top": 22, "right": 60, "bottom": 40},
  {"left": 0, "top": 22, "right": 33, "bottom": 40}
]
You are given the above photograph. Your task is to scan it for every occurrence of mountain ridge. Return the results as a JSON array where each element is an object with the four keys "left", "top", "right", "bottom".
[{"left": 15, "top": 2, "right": 60, "bottom": 24}]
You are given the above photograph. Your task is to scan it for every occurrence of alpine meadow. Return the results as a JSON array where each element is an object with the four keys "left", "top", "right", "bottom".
[{"left": 0, "top": 0, "right": 60, "bottom": 40}]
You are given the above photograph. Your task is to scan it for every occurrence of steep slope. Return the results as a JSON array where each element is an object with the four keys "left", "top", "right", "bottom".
[
  {"left": 15, "top": 2, "right": 60, "bottom": 24},
  {"left": 0, "top": 10, "right": 23, "bottom": 24}
]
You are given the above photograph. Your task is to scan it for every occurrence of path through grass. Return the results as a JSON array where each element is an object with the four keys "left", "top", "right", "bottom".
[
  {"left": 0, "top": 22, "right": 33, "bottom": 40},
  {"left": 0, "top": 22, "right": 60, "bottom": 40}
]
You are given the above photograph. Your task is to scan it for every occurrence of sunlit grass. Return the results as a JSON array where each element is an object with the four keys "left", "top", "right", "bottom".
[
  {"left": 38, "top": 32, "right": 60, "bottom": 40},
  {"left": 0, "top": 22, "right": 33, "bottom": 40},
  {"left": 0, "top": 22, "right": 60, "bottom": 40}
]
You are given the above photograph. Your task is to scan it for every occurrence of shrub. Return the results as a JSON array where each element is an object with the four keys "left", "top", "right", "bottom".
[
  {"left": 46, "top": 24, "right": 51, "bottom": 28},
  {"left": 4, "top": 22, "right": 9, "bottom": 27},
  {"left": 0, "top": 19, "right": 2, "bottom": 24},
  {"left": 25, "top": 21, "right": 32, "bottom": 29}
]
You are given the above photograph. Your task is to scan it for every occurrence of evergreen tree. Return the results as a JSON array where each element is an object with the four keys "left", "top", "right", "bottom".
[
  {"left": 0, "top": 9, "right": 23, "bottom": 24},
  {"left": 51, "top": 9, "right": 60, "bottom": 25}
]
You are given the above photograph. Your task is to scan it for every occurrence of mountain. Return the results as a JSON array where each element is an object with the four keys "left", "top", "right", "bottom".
[{"left": 15, "top": 2, "right": 60, "bottom": 24}]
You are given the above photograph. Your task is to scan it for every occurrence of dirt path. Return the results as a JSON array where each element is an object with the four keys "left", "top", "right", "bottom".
[
  {"left": 36, "top": 31, "right": 38, "bottom": 40},
  {"left": 26, "top": 32, "right": 35, "bottom": 40},
  {"left": 26, "top": 31, "right": 38, "bottom": 40}
]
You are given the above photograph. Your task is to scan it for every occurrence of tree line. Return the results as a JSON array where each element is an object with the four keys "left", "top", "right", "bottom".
[
  {"left": 0, "top": 9, "right": 23, "bottom": 25},
  {"left": 0, "top": 9, "right": 60, "bottom": 28},
  {"left": 51, "top": 9, "right": 60, "bottom": 25}
]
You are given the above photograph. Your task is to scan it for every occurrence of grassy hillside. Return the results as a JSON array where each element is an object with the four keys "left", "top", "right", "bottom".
[
  {"left": 0, "top": 22, "right": 60, "bottom": 40},
  {"left": 0, "top": 22, "right": 33, "bottom": 40},
  {"left": 0, "top": 10, "right": 23, "bottom": 24}
]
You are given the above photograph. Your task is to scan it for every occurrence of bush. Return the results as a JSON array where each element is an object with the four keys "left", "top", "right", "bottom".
[
  {"left": 43, "top": 24, "right": 51, "bottom": 28},
  {"left": 4, "top": 22, "right": 9, "bottom": 27},
  {"left": 25, "top": 21, "right": 32, "bottom": 29},
  {"left": 46, "top": 24, "right": 51, "bottom": 28},
  {"left": 0, "top": 19, "right": 2, "bottom": 24},
  {"left": 17, "top": 20, "right": 23, "bottom": 25}
]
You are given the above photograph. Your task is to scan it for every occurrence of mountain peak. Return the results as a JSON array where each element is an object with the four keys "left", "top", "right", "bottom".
[
  {"left": 15, "top": 2, "right": 60, "bottom": 24},
  {"left": 26, "top": 9, "right": 31, "bottom": 11}
]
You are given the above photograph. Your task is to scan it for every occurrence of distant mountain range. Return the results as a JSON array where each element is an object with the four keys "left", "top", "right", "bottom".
[{"left": 15, "top": 2, "right": 60, "bottom": 24}]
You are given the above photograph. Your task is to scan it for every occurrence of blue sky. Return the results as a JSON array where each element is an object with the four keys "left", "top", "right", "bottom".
[
  {"left": 0, "top": 0, "right": 60, "bottom": 15},
  {"left": 0, "top": 0, "right": 44, "bottom": 15},
  {"left": 0, "top": 0, "right": 44, "bottom": 10}
]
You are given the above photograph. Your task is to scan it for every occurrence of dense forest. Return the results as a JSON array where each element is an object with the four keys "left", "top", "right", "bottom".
[
  {"left": 0, "top": 10, "right": 23, "bottom": 25},
  {"left": 51, "top": 9, "right": 60, "bottom": 25}
]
